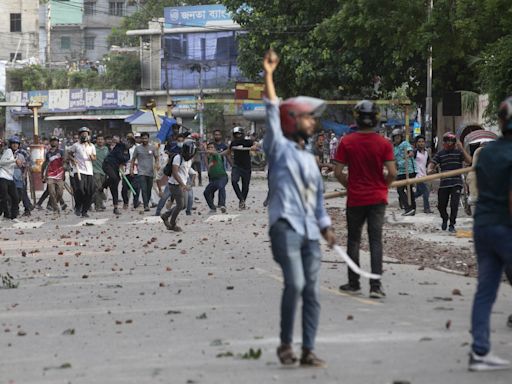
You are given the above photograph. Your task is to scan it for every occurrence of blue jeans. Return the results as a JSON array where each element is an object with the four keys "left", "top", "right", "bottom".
[
  {"left": 155, "top": 184, "right": 172, "bottom": 216},
  {"left": 414, "top": 182, "right": 430, "bottom": 211},
  {"left": 471, "top": 225, "right": 512, "bottom": 355},
  {"left": 186, "top": 188, "right": 193, "bottom": 214},
  {"left": 269, "top": 219, "right": 322, "bottom": 350},
  {"left": 203, "top": 176, "right": 228, "bottom": 210}
]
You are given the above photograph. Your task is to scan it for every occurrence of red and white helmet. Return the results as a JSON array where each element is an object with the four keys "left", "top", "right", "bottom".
[
  {"left": 498, "top": 96, "right": 512, "bottom": 133},
  {"left": 279, "top": 96, "right": 326, "bottom": 137}
]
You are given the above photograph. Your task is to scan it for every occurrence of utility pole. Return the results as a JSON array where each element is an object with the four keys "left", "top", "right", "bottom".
[
  {"left": 425, "top": 0, "right": 433, "bottom": 146},
  {"left": 46, "top": 0, "right": 52, "bottom": 68}
]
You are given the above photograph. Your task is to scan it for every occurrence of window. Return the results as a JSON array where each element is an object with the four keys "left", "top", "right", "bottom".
[
  {"left": 166, "top": 35, "right": 188, "bottom": 60},
  {"left": 84, "top": 1, "right": 96, "bottom": 15},
  {"left": 109, "top": 2, "right": 124, "bottom": 16},
  {"left": 10, "top": 53, "right": 21, "bottom": 61},
  {"left": 85, "top": 36, "right": 95, "bottom": 50},
  {"left": 10, "top": 13, "right": 21, "bottom": 32},
  {"left": 215, "top": 35, "right": 237, "bottom": 60},
  {"left": 61, "top": 36, "right": 71, "bottom": 50}
]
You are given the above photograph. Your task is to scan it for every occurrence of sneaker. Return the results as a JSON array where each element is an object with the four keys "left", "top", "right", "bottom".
[
  {"left": 369, "top": 287, "right": 386, "bottom": 299},
  {"left": 239, "top": 200, "right": 246, "bottom": 210},
  {"left": 113, "top": 207, "right": 121, "bottom": 215},
  {"left": 82, "top": 212, "right": 90, "bottom": 218},
  {"left": 219, "top": 206, "right": 227, "bottom": 214},
  {"left": 134, "top": 202, "right": 140, "bottom": 209},
  {"left": 300, "top": 349, "right": 327, "bottom": 368},
  {"left": 60, "top": 204, "right": 68, "bottom": 210},
  {"left": 468, "top": 351, "right": 510, "bottom": 371},
  {"left": 95, "top": 207, "right": 105, "bottom": 212},
  {"left": 441, "top": 220, "right": 448, "bottom": 231},
  {"left": 448, "top": 225, "right": 456, "bottom": 233},
  {"left": 402, "top": 209, "right": 416, "bottom": 216},
  {"left": 35, "top": 204, "right": 43, "bottom": 211},
  {"left": 208, "top": 209, "right": 217, "bottom": 214},
  {"left": 144, "top": 206, "right": 150, "bottom": 212},
  {"left": 22, "top": 211, "right": 31, "bottom": 217},
  {"left": 339, "top": 283, "right": 361, "bottom": 294},
  {"left": 74, "top": 208, "right": 81, "bottom": 217},
  {"left": 185, "top": 211, "right": 192, "bottom": 216},
  {"left": 123, "top": 203, "right": 128, "bottom": 210},
  {"left": 424, "top": 209, "right": 433, "bottom": 214},
  {"left": 507, "top": 314, "right": 512, "bottom": 328},
  {"left": 168, "top": 225, "right": 182, "bottom": 232}
]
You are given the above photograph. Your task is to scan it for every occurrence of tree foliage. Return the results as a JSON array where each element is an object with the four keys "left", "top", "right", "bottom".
[
  {"left": 7, "top": 54, "right": 141, "bottom": 91},
  {"left": 222, "top": 0, "right": 512, "bottom": 109}
]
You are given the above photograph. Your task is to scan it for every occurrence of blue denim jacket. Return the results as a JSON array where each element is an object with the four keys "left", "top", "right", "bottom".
[{"left": 263, "top": 98, "right": 331, "bottom": 240}]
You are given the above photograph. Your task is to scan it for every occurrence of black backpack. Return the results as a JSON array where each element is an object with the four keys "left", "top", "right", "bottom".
[{"left": 163, "top": 153, "right": 182, "bottom": 176}]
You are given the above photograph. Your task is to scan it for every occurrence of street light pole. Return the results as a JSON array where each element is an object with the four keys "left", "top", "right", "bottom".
[{"left": 426, "top": 0, "right": 433, "bottom": 146}]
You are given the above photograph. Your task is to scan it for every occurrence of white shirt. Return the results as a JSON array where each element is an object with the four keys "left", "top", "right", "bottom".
[
  {"left": 125, "top": 146, "right": 138, "bottom": 175},
  {"left": 0, "top": 148, "right": 17, "bottom": 180},
  {"left": 168, "top": 154, "right": 197, "bottom": 185},
  {"left": 69, "top": 142, "right": 96, "bottom": 176},
  {"left": 415, "top": 149, "right": 429, "bottom": 178}
]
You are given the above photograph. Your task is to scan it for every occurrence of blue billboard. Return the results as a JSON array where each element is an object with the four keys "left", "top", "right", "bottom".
[{"left": 164, "top": 5, "right": 236, "bottom": 28}]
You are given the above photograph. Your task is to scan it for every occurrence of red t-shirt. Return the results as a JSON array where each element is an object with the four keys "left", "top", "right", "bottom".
[{"left": 334, "top": 132, "right": 394, "bottom": 207}]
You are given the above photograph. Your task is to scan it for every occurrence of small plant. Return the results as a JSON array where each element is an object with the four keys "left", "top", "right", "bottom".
[
  {"left": 240, "top": 348, "right": 262, "bottom": 360},
  {"left": 1, "top": 273, "right": 19, "bottom": 289}
]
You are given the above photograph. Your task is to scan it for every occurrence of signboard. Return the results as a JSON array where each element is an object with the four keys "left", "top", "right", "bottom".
[
  {"left": 235, "top": 82, "right": 265, "bottom": 100},
  {"left": 164, "top": 5, "right": 236, "bottom": 28},
  {"left": 8, "top": 89, "right": 135, "bottom": 114}
]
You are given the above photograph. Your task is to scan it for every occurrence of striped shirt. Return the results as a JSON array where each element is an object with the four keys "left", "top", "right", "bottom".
[{"left": 431, "top": 149, "right": 464, "bottom": 188}]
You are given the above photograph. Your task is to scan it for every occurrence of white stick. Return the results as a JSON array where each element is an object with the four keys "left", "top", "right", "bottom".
[{"left": 333, "top": 245, "right": 382, "bottom": 280}]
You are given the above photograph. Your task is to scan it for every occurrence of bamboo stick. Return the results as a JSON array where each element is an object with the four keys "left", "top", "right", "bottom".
[{"left": 324, "top": 167, "right": 473, "bottom": 200}]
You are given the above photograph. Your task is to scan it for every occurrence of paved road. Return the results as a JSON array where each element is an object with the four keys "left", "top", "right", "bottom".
[{"left": 0, "top": 179, "right": 511, "bottom": 383}]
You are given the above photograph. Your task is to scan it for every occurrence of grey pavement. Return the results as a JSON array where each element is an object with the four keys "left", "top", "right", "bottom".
[{"left": 0, "top": 179, "right": 511, "bottom": 383}]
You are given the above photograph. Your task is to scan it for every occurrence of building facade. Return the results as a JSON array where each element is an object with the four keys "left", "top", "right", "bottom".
[
  {"left": 39, "top": 0, "right": 138, "bottom": 64},
  {"left": 0, "top": 0, "right": 39, "bottom": 62}
]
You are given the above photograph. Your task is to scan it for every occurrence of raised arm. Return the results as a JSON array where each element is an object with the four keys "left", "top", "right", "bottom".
[
  {"left": 262, "top": 50, "right": 285, "bottom": 155},
  {"left": 263, "top": 50, "right": 279, "bottom": 102}
]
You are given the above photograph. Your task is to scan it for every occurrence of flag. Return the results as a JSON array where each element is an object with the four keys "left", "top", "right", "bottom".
[{"left": 156, "top": 117, "right": 176, "bottom": 143}]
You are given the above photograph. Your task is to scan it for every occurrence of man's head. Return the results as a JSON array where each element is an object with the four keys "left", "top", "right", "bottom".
[
  {"left": 50, "top": 136, "right": 59, "bottom": 148},
  {"left": 126, "top": 132, "right": 134, "bottom": 139},
  {"left": 232, "top": 126, "right": 244, "bottom": 140},
  {"left": 316, "top": 134, "right": 325, "bottom": 147},
  {"left": 176, "top": 134, "right": 185, "bottom": 147},
  {"left": 443, "top": 132, "right": 457, "bottom": 150},
  {"left": 213, "top": 129, "right": 223, "bottom": 143},
  {"left": 78, "top": 127, "right": 90, "bottom": 143},
  {"left": 140, "top": 132, "right": 149, "bottom": 145},
  {"left": 353, "top": 100, "right": 380, "bottom": 129},
  {"left": 279, "top": 96, "right": 326, "bottom": 140},
  {"left": 498, "top": 96, "right": 512, "bottom": 136},
  {"left": 127, "top": 137, "right": 136, "bottom": 148},
  {"left": 391, "top": 128, "right": 403, "bottom": 145},
  {"left": 134, "top": 132, "right": 141, "bottom": 144},
  {"left": 73, "top": 134, "right": 79, "bottom": 143},
  {"left": 96, "top": 134, "right": 105, "bottom": 147},
  {"left": 415, "top": 135, "right": 426, "bottom": 150},
  {"left": 207, "top": 142, "right": 216, "bottom": 153},
  {"left": 9, "top": 136, "right": 20, "bottom": 151},
  {"left": 112, "top": 135, "right": 120, "bottom": 144}
]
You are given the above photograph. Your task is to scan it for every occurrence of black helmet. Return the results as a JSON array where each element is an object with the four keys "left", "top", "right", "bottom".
[
  {"left": 354, "top": 100, "right": 380, "bottom": 128},
  {"left": 181, "top": 140, "right": 197, "bottom": 161},
  {"left": 232, "top": 126, "right": 244, "bottom": 135},
  {"left": 8, "top": 136, "right": 20, "bottom": 145},
  {"left": 498, "top": 97, "right": 512, "bottom": 133}
]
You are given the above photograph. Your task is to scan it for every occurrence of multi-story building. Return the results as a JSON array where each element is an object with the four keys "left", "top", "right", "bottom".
[
  {"left": 0, "top": 0, "right": 39, "bottom": 62},
  {"left": 39, "top": 0, "right": 138, "bottom": 64}
]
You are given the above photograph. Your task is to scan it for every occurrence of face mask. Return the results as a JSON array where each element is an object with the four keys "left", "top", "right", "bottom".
[
  {"left": 177, "top": 142, "right": 184, "bottom": 148},
  {"left": 80, "top": 136, "right": 88, "bottom": 143}
]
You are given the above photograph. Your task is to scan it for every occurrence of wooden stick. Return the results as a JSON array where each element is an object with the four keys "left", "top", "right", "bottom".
[{"left": 324, "top": 167, "right": 473, "bottom": 200}]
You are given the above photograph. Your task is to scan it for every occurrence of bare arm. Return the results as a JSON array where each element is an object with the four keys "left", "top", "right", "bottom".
[
  {"left": 263, "top": 50, "right": 279, "bottom": 101},
  {"left": 334, "top": 162, "right": 348, "bottom": 188},
  {"left": 384, "top": 160, "right": 397, "bottom": 186}
]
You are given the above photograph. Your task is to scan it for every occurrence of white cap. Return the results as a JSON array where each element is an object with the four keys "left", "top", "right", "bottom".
[{"left": 134, "top": 132, "right": 141, "bottom": 138}]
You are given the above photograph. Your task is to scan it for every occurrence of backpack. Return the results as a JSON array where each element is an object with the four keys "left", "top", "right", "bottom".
[{"left": 163, "top": 153, "right": 182, "bottom": 176}]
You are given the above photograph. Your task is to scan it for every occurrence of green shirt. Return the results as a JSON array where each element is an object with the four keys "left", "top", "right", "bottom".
[
  {"left": 208, "top": 153, "right": 227, "bottom": 179},
  {"left": 93, "top": 145, "right": 109, "bottom": 175}
]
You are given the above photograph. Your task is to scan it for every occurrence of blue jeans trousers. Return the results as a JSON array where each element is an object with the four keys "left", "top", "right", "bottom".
[
  {"left": 471, "top": 225, "right": 512, "bottom": 355},
  {"left": 155, "top": 184, "right": 172, "bottom": 216},
  {"left": 203, "top": 176, "right": 228, "bottom": 210},
  {"left": 269, "top": 219, "right": 322, "bottom": 350},
  {"left": 414, "top": 182, "right": 431, "bottom": 211}
]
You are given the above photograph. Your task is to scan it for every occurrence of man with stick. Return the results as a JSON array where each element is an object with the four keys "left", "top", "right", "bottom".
[
  {"left": 468, "top": 97, "right": 512, "bottom": 371},
  {"left": 263, "top": 50, "right": 336, "bottom": 367},
  {"left": 392, "top": 128, "right": 416, "bottom": 216},
  {"left": 334, "top": 101, "right": 396, "bottom": 298},
  {"left": 427, "top": 132, "right": 472, "bottom": 232}
]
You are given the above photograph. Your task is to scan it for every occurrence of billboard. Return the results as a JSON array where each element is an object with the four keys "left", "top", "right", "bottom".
[{"left": 164, "top": 5, "right": 236, "bottom": 28}]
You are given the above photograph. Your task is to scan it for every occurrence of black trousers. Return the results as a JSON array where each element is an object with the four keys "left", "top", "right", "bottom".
[
  {"left": 438, "top": 186, "right": 462, "bottom": 226},
  {"left": 0, "top": 178, "right": 19, "bottom": 219},
  {"left": 231, "top": 166, "right": 251, "bottom": 202},
  {"left": 192, "top": 161, "right": 202, "bottom": 185},
  {"left": 346, "top": 204, "right": 386, "bottom": 288},
  {"left": 73, "top": 174, "right": 94, "bottom": 214},
  {"left": 102, "top": 162, "right": 121, "bottom": 206},
  {"left": 396, "top": 173, "right": 416, "bottom": 211},
  {"left": 122, "top": 174, "right": 140, "bottom": 206}
]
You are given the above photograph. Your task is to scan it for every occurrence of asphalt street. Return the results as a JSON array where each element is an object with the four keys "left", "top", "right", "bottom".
[{"left": 0, "top": 178, "right": 511, "bottom": 384}]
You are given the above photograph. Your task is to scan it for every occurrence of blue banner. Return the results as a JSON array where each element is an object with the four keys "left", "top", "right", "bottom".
[{"left": 164, "top": 5, "right": 234, "bottom": 28}]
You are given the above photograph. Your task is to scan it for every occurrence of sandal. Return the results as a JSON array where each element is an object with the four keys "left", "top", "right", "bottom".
[
  {"left": 277, "top": 344, "right": 298, "bottom": 365},
  {"left": 300, "top": 348, "right": 327, "bottom": 368}
]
